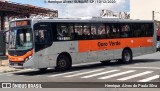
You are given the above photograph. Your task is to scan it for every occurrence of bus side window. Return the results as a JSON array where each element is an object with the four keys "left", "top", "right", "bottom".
[
  {"left": 34, "top": 22, "right": 52, "bottom": 52},
  {"left": 57, "top": 24, "right": 74, "bottom": 41},
  {"left": 145, "top": 23, "right": 154, "bottom": 37},
  {"left": 106, "top": 25, "right": 110, "bottom": 38},
  {"left": 132, "top": 23, "right": 154, "bottom": 37},
  {"left": 57, "top": 24, "right": 66, "bottom": 40},
  {"left": 121, "top": 24, "right": 130, "bottom": 38},
  {"left": 140, "top": 24, "right": 147, "bottom": 37},
  {"left": 35, "top": 30, "right": 45, "bottom": 43},
  {"left": 110, "top": 24, "right": 120, "bottom": 38},
  {"left": 75, "top": 24, "right": 83, "bottom": 40},
  {"left": 82, "top": 25, "right": 90, "bottom": 40},
  {"left": 97, "top": 24, "right": 106, "bottom": 39},
  {"left": 35, "top": 25, "right": 52, "bottom": 43},
  {"left": 91, "top": 25, "right": 97, "bottom": 39},
  {"left": 35, "top": 29, "right": 52, "bottom": 43},
  {"left": 132, "top": 23, "right": 141, "bottom": 37},
  {"left": 67, "top": 24, "right": 74, "bottom": 40}
]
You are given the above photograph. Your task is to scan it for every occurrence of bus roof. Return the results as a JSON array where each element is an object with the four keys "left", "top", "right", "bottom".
[{"left": 11, "top": 17, "right": 154, "bottom": 23}]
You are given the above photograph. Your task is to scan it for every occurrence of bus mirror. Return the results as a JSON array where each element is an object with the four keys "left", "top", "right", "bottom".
[{"left": 3, "top": 30, "right": 9, "bottom": 44}]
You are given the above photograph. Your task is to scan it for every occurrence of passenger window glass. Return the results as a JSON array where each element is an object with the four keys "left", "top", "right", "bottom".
[
  {"left": 98, "top": 24, "right": 105, "bottom": 35},
  {"left": 83, "top": 25, "right": 90, "bottom": 35},
  {"left": 91, "top": 25, "right": 97, "bottom": 39},
  {"left": 82, "top": 25, "right": 90, "bottom": 40},
  {"left": 75, "top": 24, "right": 83, "bottom": 40},
  {"left": 97, "top": 24, "right": 106, "bottom": 39},
  {"left": 145, "top": 23, "right": 154, "bottom": 37},
  {"left": 121, "top": 24, "right": 130, "bottom": 38},
  {"left": 106, "top": 25, "right": 111, "bottom": 38},
  {"left": 34, "top": 22, "right": 52, "bottom": 52},
  {"left": 57, "top": 24, "right": 73, "bottom": 41},
  {"left": 110, "top": 24, "right": 120, "bottom": 38},
  {"left": 75, "top": 25, "right": 83, "bottom": 35},
  {"left": 35, "top": 24, "right": 52, "bottom": 43},
  {"left": 140, "top": 24, "right": 147, "bottom": 37},
  {"left": 68, "top": 25, "right": 74, "bottom": 40},
  {"left": 132, "top": 23, "right": 142, "bottom": 37},
  {"left": 91, "top": 25, "right": 97, "bottom": 35}
]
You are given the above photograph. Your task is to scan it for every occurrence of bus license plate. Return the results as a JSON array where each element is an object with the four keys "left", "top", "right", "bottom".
[{"left": 14, "top": 64, "right": 18, "bottom": 66}]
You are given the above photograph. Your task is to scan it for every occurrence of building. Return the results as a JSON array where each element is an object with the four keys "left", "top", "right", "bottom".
[
  {"left": 130, "top": 0, "right": 160, "bottom": 21},
  {"left": 0, "top": 1, "right": 58, "bottom": 56},
  {"left": 130, "top": 0, "right": 160, "bottom": 41},
  {"left": 100, "top": 9, "right": 130, "bottom": 19},
  {"left": 0, "top": 1, "right": 58, "bottom": 31}
]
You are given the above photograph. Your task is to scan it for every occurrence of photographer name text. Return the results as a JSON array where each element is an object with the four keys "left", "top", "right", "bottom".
[{"left": 44, "top": 0, "right": 116, "bottom": 4}]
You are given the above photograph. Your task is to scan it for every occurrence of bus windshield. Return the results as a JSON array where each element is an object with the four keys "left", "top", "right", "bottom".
[{"left": 9, "top": 28, "right": 33, "bottom": 50}]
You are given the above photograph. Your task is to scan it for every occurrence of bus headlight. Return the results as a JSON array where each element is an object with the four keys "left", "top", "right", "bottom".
[
  {"left": 28, "top": 55, "right": 32, "bottom": 59},
  {"left": 25, "top": 58, "right": 29, "bottom": 61},
  {"left": 25, "top": 55, "right": 32, "bottom": 62}
]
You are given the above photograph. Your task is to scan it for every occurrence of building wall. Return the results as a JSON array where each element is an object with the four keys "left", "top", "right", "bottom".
[{"left": 130, "top": 0, "right": 160, "bottom": 20}]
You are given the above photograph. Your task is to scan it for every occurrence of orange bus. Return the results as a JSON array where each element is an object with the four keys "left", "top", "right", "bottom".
[{"left": 7, "top": 17, "right": 156, "bottom": 71}]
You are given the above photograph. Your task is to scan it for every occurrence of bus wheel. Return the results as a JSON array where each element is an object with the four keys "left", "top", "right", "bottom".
[
  {"left": 119, "top": 49, "right": 132, "bottom": 64},
  {"left": 39, "top": 68, "right": 47, "bottom": 72},
  {"left": 56, "top": 55, "right": 71, "bottom": 71}
]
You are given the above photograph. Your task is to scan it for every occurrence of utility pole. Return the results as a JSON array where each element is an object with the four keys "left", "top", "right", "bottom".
[{"left": 152, "top": 11, "right": 155, "bottom": 20}]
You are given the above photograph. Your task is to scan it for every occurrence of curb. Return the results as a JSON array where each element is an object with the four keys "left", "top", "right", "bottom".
[
  {"left": 0, "top": 59, "right": 19, "bottom": 73},
  {"left": 0, "top": 56, "right": 8, "bottom": 66},
  {"left": 0, "top": 66, "right": 20, "bottom": 73},
  {"left": 0, "top": 59, "right": 9, "bottom": 66},
  {"left": 3, "top": 68, "right": 20, "bottom": 73}
]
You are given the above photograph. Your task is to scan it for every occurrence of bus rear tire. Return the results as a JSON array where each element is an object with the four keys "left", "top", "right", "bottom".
[
  {"left": 118, "top": 49, "right": 132, "bottom": 64},
  {"left": 56, "top": 55, "right": 71, "bottom": 71}
]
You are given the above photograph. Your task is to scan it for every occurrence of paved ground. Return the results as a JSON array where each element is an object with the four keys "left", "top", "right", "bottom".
[
  {"left": 0, "top": 57, "right": 20, "bottom": 73},
  {"left": 0, "top": 52, "right": 160, "bottom": 90}
]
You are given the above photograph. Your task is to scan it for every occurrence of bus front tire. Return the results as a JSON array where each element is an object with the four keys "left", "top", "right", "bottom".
[
  {"left": 56, "top": 55, "right": 71, "bottom": 71},
  {"left": 119, "top": 49, "right": 132, "bottom": 64}
]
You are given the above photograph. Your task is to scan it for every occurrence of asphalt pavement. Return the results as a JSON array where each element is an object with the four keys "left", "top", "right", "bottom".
[{"left": 0, "top": 52, "right": 160, "bottom": 90}]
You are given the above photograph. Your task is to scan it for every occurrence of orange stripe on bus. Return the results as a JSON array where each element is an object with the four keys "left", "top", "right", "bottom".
[
  {"left": 78, "top": 37, "right": 153, "bottom": 52},
  {"left": 8, "top": 50, "right": 33, "bottom": 62}
]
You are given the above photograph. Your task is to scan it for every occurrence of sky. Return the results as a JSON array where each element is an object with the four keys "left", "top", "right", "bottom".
[{"left": 9, "top": 0, "right": 130, "bottom": 18}]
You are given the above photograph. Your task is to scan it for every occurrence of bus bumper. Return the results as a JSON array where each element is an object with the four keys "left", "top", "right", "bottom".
[{"left": 9, "top": 58, "right": 34, "bottom": 69}]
